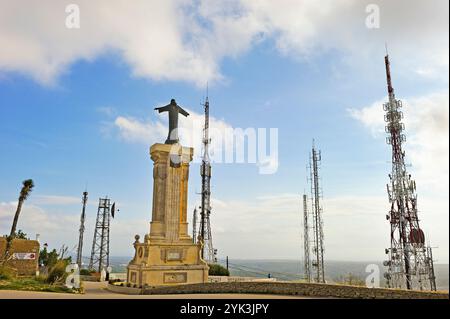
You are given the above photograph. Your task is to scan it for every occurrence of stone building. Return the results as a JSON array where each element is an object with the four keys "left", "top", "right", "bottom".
[{"left": 0, "top": 237, "right": 40, "bottom": 276}]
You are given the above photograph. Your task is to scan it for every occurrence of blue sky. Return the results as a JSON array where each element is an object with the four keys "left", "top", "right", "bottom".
[{"left": 0, "top": 0, "right": 448, "bottom": 263}]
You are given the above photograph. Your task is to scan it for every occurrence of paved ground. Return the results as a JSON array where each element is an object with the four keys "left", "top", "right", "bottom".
[{"left": 0, "top": 282, "right": 311, "bottom": 299}]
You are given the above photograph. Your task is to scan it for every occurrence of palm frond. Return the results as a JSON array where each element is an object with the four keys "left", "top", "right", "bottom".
[{"left": 19, "top": 179, "right": 34, "bottom": 201}]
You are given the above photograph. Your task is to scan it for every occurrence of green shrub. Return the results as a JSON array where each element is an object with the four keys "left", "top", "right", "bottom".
[
  {"left": 208, "top": 264, "right": 230, "bottom": 276},
  {"left": 39, "top": 248, "right": 59, "bottom": 268},
  {"left": 46, "top": 260, "right": 68, "bottom": 284}
]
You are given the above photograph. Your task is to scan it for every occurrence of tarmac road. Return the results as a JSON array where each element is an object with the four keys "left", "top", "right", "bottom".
[{"left": 0, "top": 281, "right": 312, "bottom": 299}]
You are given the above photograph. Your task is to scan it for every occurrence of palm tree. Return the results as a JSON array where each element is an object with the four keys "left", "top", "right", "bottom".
[{"left": 2, "top": 179, "right": 34, "bottom": 263}]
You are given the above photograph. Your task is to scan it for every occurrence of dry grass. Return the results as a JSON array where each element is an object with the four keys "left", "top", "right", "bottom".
[
  {"left": 0, "top": 266, "right": 82, "bottom": 294},
  {"left": 0, "top": 277, "right": 79, "bottom": 293}
]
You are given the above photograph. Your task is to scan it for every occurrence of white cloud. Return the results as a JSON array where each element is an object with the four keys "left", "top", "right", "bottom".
[
  {"left": 114, "top": 116, "right": 167, "bottom": 145},
  {"left": 0, "top": 201, "right": 78, "bottom": 239},
  {"left": 406, "top": 93, "right": 449, "bottom": 191},
  {"left": 245, "top": 0, "right": 449, "bottom": 75},
  {"left": 348, "top": 91, "right": 449, "bottom": 192},
  {"left": 0, "top": 0, "right": 447, "bottom": 85},
  {"left": 0, "top": 0, "right": 221, "bottom": 85},
  {"left": 347, "top": 99, "right": 386, "bottom": 137}
]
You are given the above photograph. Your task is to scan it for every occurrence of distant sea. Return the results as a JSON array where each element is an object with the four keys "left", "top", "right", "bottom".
[{"left": 105, "top": 256, "right": 449, "bottom": 291}]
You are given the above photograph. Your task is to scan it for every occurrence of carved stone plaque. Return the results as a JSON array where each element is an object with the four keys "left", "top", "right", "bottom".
[
  {"left": 167, "top": 251, "right": 181, "bottom": 260},
  {"left": 163, "top": 272, "right": 187, "bottom": 284},
  {"left": 162, "top": 248, "right": 184, "bottom": 261}
]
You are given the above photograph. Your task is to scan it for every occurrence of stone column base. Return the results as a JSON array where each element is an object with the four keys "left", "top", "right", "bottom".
[
  {"left": 127, "top": 264, "right": 208, "bottom": 287},
  {"left": 127, "top": 237, "right": 208, "bottom": 287}
]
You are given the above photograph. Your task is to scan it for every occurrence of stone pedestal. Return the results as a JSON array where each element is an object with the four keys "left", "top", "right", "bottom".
[{"left": 127, "top": 143, "right": 208, "bottom": 286}]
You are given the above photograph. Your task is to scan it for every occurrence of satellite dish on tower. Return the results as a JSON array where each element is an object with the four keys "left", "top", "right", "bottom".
[{"left": 111, "top": 202, "right": 118, "bottom": 218}]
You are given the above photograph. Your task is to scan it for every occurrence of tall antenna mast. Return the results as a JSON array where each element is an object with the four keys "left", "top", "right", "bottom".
[
  {"left": 382, "top": 54, "right": 436, "bottom": 291},
  {"left": 309, "top": 141, "right": 325, "bottom": 283},
  {"left": 303, "top": 194, "right": 311, "bottom": 282},
  {"left": 198, "top": 88, "right": 216, "bottom": 263},
  {"left": 89, "top": 197, "right": 112, "bottom": 272},
  {"left": 76, "top": 191, "right": 88, "bottom": 268}
]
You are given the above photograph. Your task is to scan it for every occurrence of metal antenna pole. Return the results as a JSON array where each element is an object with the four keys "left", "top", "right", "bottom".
[
  {"left": 309, "top": 142, "right": 325, "bottom": 283},
  {"left": 198, "top": 91, "right": 216, "bottom": 263},
  {"left": 76, "top": 191, "right": 88, "bottom": 268},
  {"left": 383, "top": 54, "right": 436, "bottom": 291},
  {"left": 427, "top": 246, "right": 437, "bottom": 291},
  {"left": 303, "top": 194, "right": 311, "bottom": 282},
  {"left": 106, "top": 201, "right": 111, "bottom": 269}
]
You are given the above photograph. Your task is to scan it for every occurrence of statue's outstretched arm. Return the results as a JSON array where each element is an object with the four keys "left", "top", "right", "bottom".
[
  {"left": 177, "top": 106, "right": 190, "bottom": 117},
  {"left": 154, "top": 104, "right": 170, "bottom": 113}
]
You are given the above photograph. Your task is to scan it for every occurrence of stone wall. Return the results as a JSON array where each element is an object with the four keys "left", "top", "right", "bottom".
[
  {"left": 107, "top": 283, "right": 142, "bottom": 295},
  {"left": 208, "top": 276, "right": 277, "bottom": 283},
  {"left": 143, "top": 281, "right": 449, "bottom": 299},
  {"left": 0, "top": 237, "right": 40, "bottom": 276}
]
